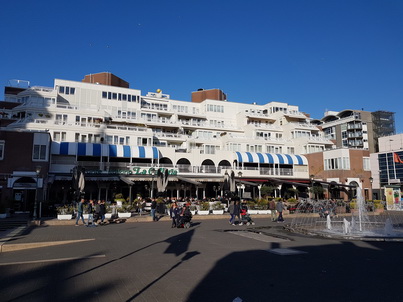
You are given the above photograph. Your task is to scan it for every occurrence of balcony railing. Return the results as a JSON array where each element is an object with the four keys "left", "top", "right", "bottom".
[{"left": 52, "top": 160, "right": 295, "bottom": 177}]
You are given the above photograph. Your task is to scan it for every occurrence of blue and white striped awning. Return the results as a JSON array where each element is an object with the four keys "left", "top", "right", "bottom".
[
  {"left": 235, "top": 152, "right": 308, "bottom": 165},
  {"left": 51, "top": 142, "right": 160, "bottom": 159}
]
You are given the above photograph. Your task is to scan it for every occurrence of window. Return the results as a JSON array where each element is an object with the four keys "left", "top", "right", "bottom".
[
  {"left": 204, "top": 145, "right": 216, "bottom": 154},
  {"left": 363, "top": 157, "right": 371, "bottom": 171},
  {"left": 226, "top": 143, "right": 241, "bottom": 151},
  {"left": 33, "top": 144, "right": 47, "bottom": 160},
  {"left": 0, "top": 141, "right": 4, "bottom": 160},
  {"left": 206, "top": 104, "right": 224, "bottom": 113},
  {"left": 287, "top": 147, "right": 295, "bottom": 154},
  {"left": 324, "top": 157, "right": 350, "bottom": 170},
  {"left": 102, "top": 91, "right": 107, "bottom": 98},
  {"left": 53, "top": 132, "right": 66, "bottom": 142},
  {"left": 54, "top": 132, "right": 60, "bottom": 141},
  {"left": 58, "top": 86, "right": 75, "bottom": 95}
]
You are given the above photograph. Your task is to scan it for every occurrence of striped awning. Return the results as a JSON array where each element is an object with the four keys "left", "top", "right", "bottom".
[
  {"left": 235, "top": 152, "right": 308, "bottom": 165},
  {"left": 51, "top": 142, "right": 160, "bottom": 159}
]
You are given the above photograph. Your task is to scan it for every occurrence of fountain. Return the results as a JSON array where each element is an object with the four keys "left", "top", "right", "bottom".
[{"left": 288, "top": 187, "right": 403, "bottom": 241}]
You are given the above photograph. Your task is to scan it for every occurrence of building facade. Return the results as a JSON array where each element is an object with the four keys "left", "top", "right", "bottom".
[
  {"left": 0, "top": 130, "right": 50, "bottom": 216},
  {"left": 1, "top": 72, "right": 352, "bottom": 206},
  {"left": 370, "top": 134, "right": 403, "bottom": 208}
]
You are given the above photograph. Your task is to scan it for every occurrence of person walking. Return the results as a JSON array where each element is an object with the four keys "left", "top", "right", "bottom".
[
  {"left": 86, "top": 199, "right": 95, "bottom": 226},
  {"left": 276, "top": 199, "right": 286, "bottom": 222},
  {"left": 228, "top": 200, "right": 235, "bottom": 225},
  {"left": 99, "top": 200, "right": 106, "bottom": 224},
  {"left": 170, "top": 202, "right": 179, "bottom": 228},
  {"left": 269, "top": 198, "right": 277, "bottom": 222},
  {"left": 75, "top": 198, "right": 86, "bottom": 226},
  {"left": 151, "top": 198, "right": 157, "bottom": 221},
  {"left": 234, "top": 200, "right": 241, "bottom": 225}
]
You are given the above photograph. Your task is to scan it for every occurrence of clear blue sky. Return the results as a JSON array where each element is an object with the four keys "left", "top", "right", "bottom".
[{"left": 1, "top": 0, "right": 402, "bottom": 132}]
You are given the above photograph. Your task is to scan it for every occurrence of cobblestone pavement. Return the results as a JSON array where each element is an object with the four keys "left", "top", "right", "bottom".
[{"left": 0, "top": 214, "right": 402, "bottom": 302}]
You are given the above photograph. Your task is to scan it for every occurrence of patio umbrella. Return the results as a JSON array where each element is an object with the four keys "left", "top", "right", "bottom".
[
  {"left": 78, "top": 167, "right": 85, "bottom": 194},
  {"left": 157, "top": 169, "right": 169, "bottom": 193},
  {"left": 162, "top": 169, "right": 169, "bottom": 192},
  {"left": 223, "top": 170, "right": 230, "bottom": 193},
  {"left": 156, "top": 169, "right": 163, "bottom": 192},
  {"left": 72, "top": 166, "right": 85, "bottom": 201},
  {"left": 230, "top": 170, "right": 236, "bottom": 193}
]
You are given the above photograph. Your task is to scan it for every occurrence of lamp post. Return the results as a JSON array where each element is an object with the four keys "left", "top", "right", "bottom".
[
  {"left": 369, "top": 176, "right": 373, "bottom": 200},
  {"left": 150, "top": 168, "right": 156, "bottom": 199},
  {"left": 310, "top": 174, "right": 315, "bottom": 200},
  {"left": 144, "top": 184, "right": 149, "bottom": 197},
  {"left": 33, "top": 166, "right": 42, "bottom": 220}
]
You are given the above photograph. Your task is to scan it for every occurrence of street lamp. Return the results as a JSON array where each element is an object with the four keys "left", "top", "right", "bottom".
[
  {"left": 33, "top": 166, "right": 41, "bottom": 220},
  {"left": 310, "top": 174, "right": 315, "bottom": 200},
  {"left": 369, "top": 177, "right": 374, "bottom": 200},
  {"left": 150, "top": 168, "right": 156, "bottom": 199}
]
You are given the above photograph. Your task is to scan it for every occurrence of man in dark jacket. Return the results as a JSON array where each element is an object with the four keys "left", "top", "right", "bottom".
[
  {"left": 151, "top": 198, "right": 157, "bottom": 221},
  {"left": 75, "top": 198, "right": 86, "bottom": 226}
]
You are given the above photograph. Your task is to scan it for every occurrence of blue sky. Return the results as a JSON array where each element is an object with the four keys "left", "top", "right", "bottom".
[{"left": 1, "top": 0, "right": 403, "bottom": 132}]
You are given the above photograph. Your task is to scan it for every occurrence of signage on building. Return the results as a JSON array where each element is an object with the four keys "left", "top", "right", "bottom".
[
  {"left": 85, "top": 167, "right": 178, "bottom": 176},
  {"left": 385, "top": 186, "right": 402, "bottom": 210}
]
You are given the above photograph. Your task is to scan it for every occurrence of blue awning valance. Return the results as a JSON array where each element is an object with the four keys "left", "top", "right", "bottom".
[
  {"left": 51, "top": 142, "right": 160, "bottom": 159},
  {"left": 235, "top": 152, "right": 308, "bottom": 165}
]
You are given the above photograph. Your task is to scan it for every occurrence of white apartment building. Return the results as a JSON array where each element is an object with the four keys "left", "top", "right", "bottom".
[{"left": 2, "top": 72, "right": 334, "bottom": 201}]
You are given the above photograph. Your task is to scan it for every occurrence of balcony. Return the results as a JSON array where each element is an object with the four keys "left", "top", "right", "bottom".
[{"left": 50, "top": 160, "right": 297, "bottom": 178}]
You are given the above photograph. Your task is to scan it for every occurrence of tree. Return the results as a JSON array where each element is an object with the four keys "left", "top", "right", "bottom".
[
  {"left": 310, "top": 185, "right": 324, "bottom": 200},
  {"left": 260, "top": 185, "right": 276, "bottom": 197}
]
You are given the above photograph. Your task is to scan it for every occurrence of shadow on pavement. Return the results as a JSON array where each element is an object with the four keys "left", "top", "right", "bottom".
[{"left": 186, "top": 239, "right": 403, "bottom": 302}]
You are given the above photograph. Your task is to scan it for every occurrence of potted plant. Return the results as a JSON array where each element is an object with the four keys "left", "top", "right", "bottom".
[
  {"left": 56, "top": 204, "right": 74, "bottom": 220},
  {"left": 198, "top": 202, "right": 210, "bottom": 215},
  {"left": 374, "top": 200, "right": 385, "bottom": 213},
  {"left": 246, "top": 200, "right": 258, "bottom": 215},
  {"left": 118, "top": 203, "right": 133, "bottom": 218},
  {"left": 105, "top": 204, "right": 113, "bottom": 219},
  {"left": 256, "top": 198, "right": 270, "bottom": 214},
  {"left": 212, "top": 202, "right": 224, "bottom": 214},
  {"left": 190, "top": 205, "right": 197, "bottom": 215}
]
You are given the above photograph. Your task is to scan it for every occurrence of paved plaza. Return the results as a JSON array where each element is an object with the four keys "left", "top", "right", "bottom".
[{"left": 0, "top": 214, "right": 403, "bottom": 302}]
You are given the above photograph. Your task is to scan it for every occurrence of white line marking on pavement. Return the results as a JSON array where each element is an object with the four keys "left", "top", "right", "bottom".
[{"left": 0, "top": 254, "right": 106, "bottom": 266}]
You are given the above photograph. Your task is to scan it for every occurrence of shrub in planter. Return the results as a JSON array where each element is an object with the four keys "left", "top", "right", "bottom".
[
  {"left": 200, "top": 202, "right": 210, "bottom": 211},
  {"left": 256, "top": 198, "right": 269, "bottom": 210},
  {"left": 117, "top": 203, "right": 133, "bottom": 213},
  {"left": 56, "top": 205, "right": 74, "bottom": 215},
  {"left": 212, "top": 202, "right": 224, "bottom": 210},
  {"left": 246, "top": 200, "right": 258, "bottom": 210}
]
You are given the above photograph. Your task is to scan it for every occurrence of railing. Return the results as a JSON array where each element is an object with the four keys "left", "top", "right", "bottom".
[{"left": 52, "top": 160, "right": 297, "bottom": 177}]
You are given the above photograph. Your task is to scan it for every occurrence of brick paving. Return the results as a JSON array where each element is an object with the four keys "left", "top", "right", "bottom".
[{"left": 0, "top": 213, "right": 402, "bottom": 301}]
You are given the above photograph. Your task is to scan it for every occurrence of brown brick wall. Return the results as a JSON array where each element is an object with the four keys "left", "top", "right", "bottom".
[
  {"left": 82, "top": 72, "right": 129, "bottom": 88},
  {"left": 191, "top": 89, "right": 227, "bottom": 103}
]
